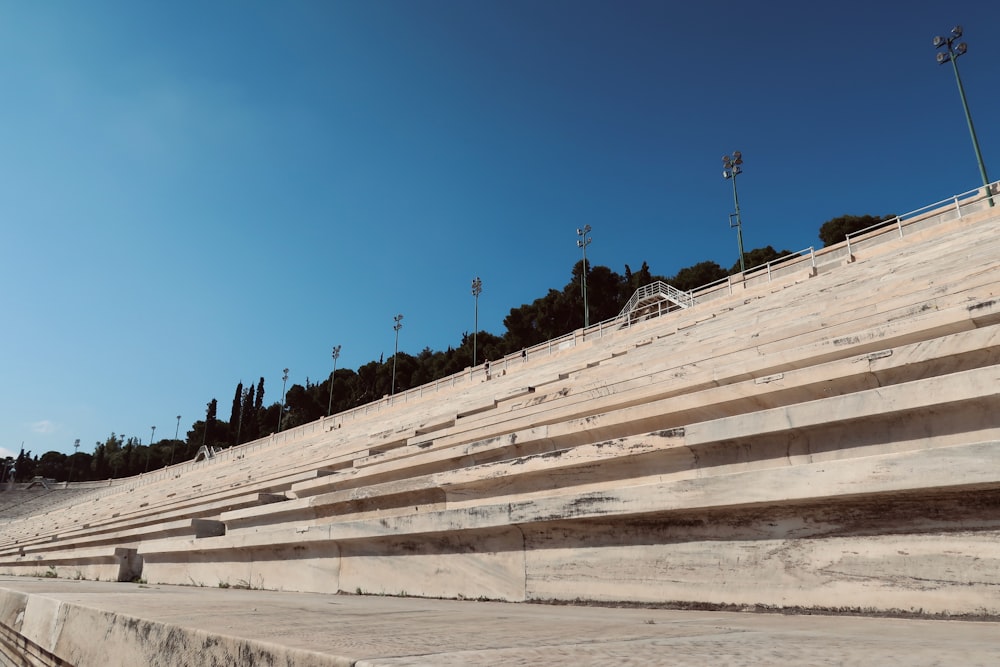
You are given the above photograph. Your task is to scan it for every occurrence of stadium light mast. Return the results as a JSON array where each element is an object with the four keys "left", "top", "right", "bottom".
[
  {"left": 68, "top": 438, "right": 80, "bottom": 483},
  {"left": 391, "top": 314, "right": 404, "bottom": 397},
  {"left": 576, "top": 225, "right": 592, "bottom": 327},
  {"left": 278, "top": 368, "right": 289, "bottom": 432},
  {"left": 933, "top": 25, "right": 992, "bottom": 206},
  {"left": 471, "top": 277, "right": 482, "bottom": 366},
  {"left": 722, "top": 151, "right": 747, "bottom": 274},
  {"left": 145, "top": 426, "right": 156, "bottom": 472},
  {"left": 171, "top": 415, "right": 181, "bottom": 465},
  {"left": 327, "top": 345, "right": 341, "bottom": 417}
]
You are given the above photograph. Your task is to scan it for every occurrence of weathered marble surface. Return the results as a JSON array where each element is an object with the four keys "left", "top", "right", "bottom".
[
  {"left": 2, "top": 578, "right": 999, "bottom": 667},
  {"left": 1, "top": 202, "right": 999, "bottom": 629}
]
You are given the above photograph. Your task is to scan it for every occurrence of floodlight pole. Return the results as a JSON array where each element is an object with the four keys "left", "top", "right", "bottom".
[
  {"left": 934, "top": 25, "right": 992, "bottom": 206},
  {"left": 171, "top": 415, "right": 180, "bottom": 465},
  {"left": 723, "top": 152, "right": 747, "bottom": 274},
  {"left": 327, "top": 345, "right": 341, "bottom": 417},
  {"left": 576, "top": 225, "right": 592, "bottom": 327},
  {"left": 471, "top": 277, "right": 482, "bottom": 366},
  {"left": 145, "top": 426, "right": 155, "bottom": 472},
  {"left": 68, "top": 438, "right": 80, "bottom": 483},
  {"left": 278, "top": 368, "right": 289, "bottom": 432},
  {"left": 391, "top": 314, "right": 403, "bottom": 397}
]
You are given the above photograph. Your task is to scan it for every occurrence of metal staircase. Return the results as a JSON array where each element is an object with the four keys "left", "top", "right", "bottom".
[{"left": 617, "top": 280, "right": 692, "bottom": 325}]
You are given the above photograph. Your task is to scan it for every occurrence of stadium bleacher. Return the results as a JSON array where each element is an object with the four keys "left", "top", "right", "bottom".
[{"left": 1, "top": 184, "right": 998, "bottom": 618}]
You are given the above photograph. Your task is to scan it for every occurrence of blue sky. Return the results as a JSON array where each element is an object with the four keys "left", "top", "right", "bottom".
[{"left": 2, "top": 1, "right": 998, "bottom": 459}]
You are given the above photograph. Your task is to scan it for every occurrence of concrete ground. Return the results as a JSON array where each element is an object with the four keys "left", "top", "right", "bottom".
[{"left": 3, "top": 577, "right": 999, "bottom": 666}]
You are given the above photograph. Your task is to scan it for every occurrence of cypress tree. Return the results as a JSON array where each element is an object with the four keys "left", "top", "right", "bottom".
[
  {"left": 204, "top": 399, "right": 218, "bottom": 448},
  {"left": 241, "top": 383, "right": 256, "bottom": 443},
  {"left": 255, "top": 377, "right": 264, "bottom": 414},
  {"left": 230, "top": 382, "right": 243, "bottom": 446},
  {"left": 254, "top": 377, "right": 265, "bottom": 435}
]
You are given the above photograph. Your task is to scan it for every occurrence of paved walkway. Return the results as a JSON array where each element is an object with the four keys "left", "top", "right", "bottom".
[{"left": 3, "top": 577, "right": 999, "bottom": 666}]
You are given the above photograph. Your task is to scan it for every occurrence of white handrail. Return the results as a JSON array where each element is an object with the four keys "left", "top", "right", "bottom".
[{"left": 87, "top": 179, "right": 1000, "bottom": 495}]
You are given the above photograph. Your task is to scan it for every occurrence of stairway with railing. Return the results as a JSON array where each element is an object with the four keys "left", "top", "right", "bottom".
[
  {"left": 617, "top": 280, "right": 693, "bottom": 324},
  {"left": 0, "top": 180, "right": 997, "bottom": 616}
]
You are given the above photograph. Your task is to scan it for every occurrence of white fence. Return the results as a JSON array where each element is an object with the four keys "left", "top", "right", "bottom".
[{"left": 88, "top": 180, "right": 1000, "bottom": 495}]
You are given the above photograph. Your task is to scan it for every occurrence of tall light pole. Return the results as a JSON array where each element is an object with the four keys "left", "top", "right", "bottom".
[
  {"left": 278, "top": 368, "right": 289, "bottom": 432},
  {"left": 145, "top": 425, "right": 156, "bottom": 472},
  {"left": 391, "top": 314, "right": 403, "bottom": 396},
  {"left": 471, "top": 277, "right": 482, "bottom": 366},
  {"left": 722, "top": 151, "right": 747, "bottom": 274},
  {"left": 171, "top": 415, "right": 181, "bottom": 465},
  {"left": 68, "top": 438, "right": 80, "bottom": 483},
  {"left": 933, "top": 25, "right": 992, "bottom": 205},
  {"left": 576, "top": 225, "right": 592, "bottom": 327},
  {"left": 327, "top": 345, "right": 341, "bottom": 417}
]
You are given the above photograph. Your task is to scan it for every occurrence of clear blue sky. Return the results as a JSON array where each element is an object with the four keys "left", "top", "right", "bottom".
[{"left": 2, "top": 1, "right": 997, "bottom": 459}]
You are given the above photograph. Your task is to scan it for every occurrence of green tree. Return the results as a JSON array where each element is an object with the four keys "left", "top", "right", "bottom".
[
  {"left": 670, "top": 261, "right": 728, "bottom": 292},
  {"left": 388, "top": 352, "right": 419, "bottom": 395},
  {"left": 66, "top": 450, "right": 92, "bottom": 482},
  {"left": 184, "top": 423, "right": 206, "bottom": 459},
  {"left": 14, "top": 449, "right": 39, "bottom": 481},
  {"left": 229, "top": 381, "right": 244, "bottom": 446},
  {"left": 335, "top": 368, "right": 364, "bottom": 409},
  {"left": 324, "top": 366, "right": 350, "bottom": 416},
  {"left": 158, "top": 439, "right": 183, "bottom": 467},
  {"left": 624, "top": 261, "right": 655, "bottom": 293},
  {"left": 818, "top": 214, "right": 896, "bottom": 247},
  {"left": 14, "top": 447, "right": 30, "bottom": 481},
  {"left": 91, "top": 433, "right": 122, "bottom": 479},
  {"left": 240, "top": 383, "right": 257, "bottom": 444},
  {"left": 203, "top": 399, "right": 219, "bottom": 448},
  {"left": 36, "top": 451, "right": 68, "bottom": 480},
  {"left": 258, "top": 404, "right": 280, "bottom": 435},
  {"left": 255, "top": 377, "right": 265, "bottom": 412},
  {"left": 92, "top": 444, "right": 108, "bottom": 479},
  {"left": 733, "top": 246, "right": 793, "bottom": 274},
  {"left": 585, "top": 264, "right": 629, "bottom": 322},
  {"left": 253, "top": 377, "right": 265, "bottom": 436},
  {"left": 118, "top": 438, "right": 137, "bottom": 477},
  {"left": 283, "top": 384, "right": 323, "bottom": 429}
]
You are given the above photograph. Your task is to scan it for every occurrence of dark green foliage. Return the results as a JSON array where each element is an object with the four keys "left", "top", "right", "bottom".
[
  {"left": 91, "top": 433, "right": 122, "bottom": 479},
  {"left": 240, "top": 383, "right": 257, "bottom": 444},
  {"left": 283, "top": 384, "right": 323, "bottom": 429},
  {"left": 586, "top": 264, "right": 632, "bottom": 322},
  {"left": 624, "top": 261, "right": 655, "bottom": 294},
  {"left": 229, "top": 382, "right": 243, "bottom": 446},
  {"left": 65, "top": 451, "right": 91, "bottom": 481},
  {"left": 258, "top": 403, "right": 280, "bottom": 435},
  {"left": 671, "top": 261, "right": 728, "bottom": 292},
  {"left": 201, "top": 399, "right": 229, "bottom": 448},
  {"left": 92, "top": 444, "right": 109, "bottom": 479},
  {"left": 14, "top": 447, "right": 36, "bottom": 482},
  {"left": 61, "top": 210, "right": 892, "bottom": 472},
  {"left": 121, "top": 438, "right": 137, "bottom": 476},
  {"left": 734, "top": 246, "right": 794, "bottom": 274},
  {"left": 36, "top": 451, "right": 68, "bottom": 480},
  {"left": 818, "top": 214, "right": 896, "bottom": 247},
  {"left": 28, "top": 432, "right": 173, "bottom": 482}
]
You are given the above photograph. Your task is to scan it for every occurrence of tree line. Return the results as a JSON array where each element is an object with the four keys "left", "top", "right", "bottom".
[{"left": 9, "top": 214, "right": 888, "bottom": 483}]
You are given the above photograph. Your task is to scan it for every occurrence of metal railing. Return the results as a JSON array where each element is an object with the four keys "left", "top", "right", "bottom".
[
  {"left": 83, "top": 179, "right": 1000, "bottom": 497},
  {"left": 845, "top": 181, "right": 998, "bottom": 258},
  {"left": 617, "top": 280, "right": 694, "bottom": 320}
]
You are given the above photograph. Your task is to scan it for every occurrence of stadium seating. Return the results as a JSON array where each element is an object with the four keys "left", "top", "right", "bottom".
[{"left": 1, "top": 186, "right": 997, "bottom": 615}]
